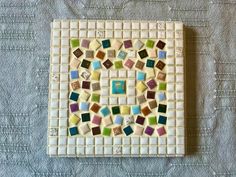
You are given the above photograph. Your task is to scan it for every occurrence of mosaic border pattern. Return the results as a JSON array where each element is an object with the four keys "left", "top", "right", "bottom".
[{"left": 47, "top": 20, "right": 185, "bottom": 157}]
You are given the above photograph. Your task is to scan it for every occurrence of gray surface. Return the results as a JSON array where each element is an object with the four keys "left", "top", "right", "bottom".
[{"left": 0, "top": 0, "right": 235, "bottom": 176}]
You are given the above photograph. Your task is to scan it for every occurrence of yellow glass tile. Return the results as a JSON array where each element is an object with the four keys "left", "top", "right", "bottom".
[
  {"left": 136, "top": 81, "right": 147, "bottom": 92},
  {"left": 69, "top": 114, "right": 80, "bottom": 125},
  {"left": 91, "top": 71, "right": 100, "bottom": 80},
  {"left": 120, "top": 106, "right": 130, "bottom": 115}
]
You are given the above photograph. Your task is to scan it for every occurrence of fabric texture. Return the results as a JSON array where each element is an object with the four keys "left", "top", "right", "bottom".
[{"left": 0, "top": 0, "right": 235, "bottom": 176}]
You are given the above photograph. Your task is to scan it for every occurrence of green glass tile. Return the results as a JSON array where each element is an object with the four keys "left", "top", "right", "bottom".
[
  {"left": 70, "top": 39, "right": 80, "bottom": 48},
  {"left": 102, "top": 127, "right": 111, "bottom": 136},
  {"left": 146, "top": 39, "right": 155, "bottom": 48},
  {"left": 159, "top": 83, "right": 167, "bottom": 90},
  {"left": 148, "top": 116, "right": 157, "bottom": 125},
  {"left": 146, "top": 59, "right": 155, "bottom": 68},
  {"left": 114, "top": 60, "right": 123, "bottom": 69},
  {"left": 91, "top": 93, "right": 100, "bottom": 103}
]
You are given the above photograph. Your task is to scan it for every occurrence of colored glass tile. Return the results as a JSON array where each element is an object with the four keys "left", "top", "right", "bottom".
[
  {"left": 124, "top": 40, "right": 133, "bottom": 49},
  {"left": 145, "top": 126, "right": 154, "bottom": 136},
  {"left": 96, "top": 50, "right": 105, "bottom": 60},
  {"left": 92, "top": 60, "right": 101, "bottom": 70},
  {"left": 114, "top": 115, "right": 123, "bottom": 125},
  {"left": 141, "top": 106, "right": 151, "bottom": 116},
  {"left": 92, "top": 115, "right": 102, "bottom": 125},
  {"left": 81, "top": 59, "right": 91, "bottom": 69},
  {"left": 117, "top": 50, "right": 127, "bottom": 60},
  {"left": 69, "top": 127, "right": 79, "bottom": 136},
  {"left": 132, "top": 105, "right": 140, "bottom": 115},
  {"left": 123, "top": 126, "right": 133, "bottom": 136},
  {"left": 146, "top": 39, "right": 155, "bottom": 48},
  {"left": 148, "top": 116, "right": 157, "bottom": 125},
  {"left": 159, "top": 82, "right": 166, "bottom": 90},
  {"left": 73, "top": 48, "right": 83, "bottom": 58},
  {"left": 157, "top": 127, "right": 166, "bottom": 136},
  {"left": 146, "top": 79, "right": 157, "bottom": 89},
  {"left": 158, "top": 104, "right": 167, "bottom": 113},
  {"left": 69, "top": 92, "right": 79, "bottom": 101},
  {"left": 136, "top": 115, "right": 145, "bottom": 125},
  {"left": 81, "top": 113, "right": 90, "bottom": 122},
  {"left": 102, "top": 127, "right": 111, "bottom": 136},
  {"left": 92, "top": 126, "right": 101, "bottom": 135},
  {"left": 112, "top": 106, "right": 120, "bottom": 115},
  {"left": 103, "top": 59, "right": 113, "bottom": 69},
  {"left": 82, "top": 81, "right": 90, "bottom": 89},
  {"left": 146, "top": 59, "right": 155, "bottom": 68},
  {"left": 100, "top": 107, "right": 111, "bottom": 117},
  {"left": 156, "top": 60, "right": 166, "bottom": 70},
  {"left": 70, "top": 38, "right": 80, "bottom": 48},
  {"left": 114, "top": 60, "right": 123, "bottom": 69},
  {"left": 156, "top": 40, "right": 166, "bottom": 49},
  {"left": 112, "top": 80, "right": 126, "bottom": 94},
  {"left": 158, "top": 115, "right": 167, "bottom": 125},
  {"left": 70, "top": 81, "right": 80, "bottom": 90},
  {"left": 70, "top": 70, "right": 79, "bottom": 79},
  {"left": 147, "top": 90, "right": 155, "bottom": 99},
  {"left": 90, "top": 103, "right": 101, "bottom": 113},
  {"left": 138, "top": 49, "right": 148, "bottom": 59},
  {"left": 70, "top": 103, "right": 79, "bottom": 112},
  {"left": 91, "top": 93, "right": 100, "bottom": 103},
  {"left": 102, "top": 39, "right": 111, "bottom": 48},
  {"left": 158, "top": 51, "right": 166, "bottom": 59},
  {"left": 137, "top": 72, "right": 146, "bottom": 81}
]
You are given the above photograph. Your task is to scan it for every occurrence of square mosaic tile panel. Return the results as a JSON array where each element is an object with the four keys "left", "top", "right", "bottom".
[{"left": 48, "top": 20, "right": 185, "bottom": 157}]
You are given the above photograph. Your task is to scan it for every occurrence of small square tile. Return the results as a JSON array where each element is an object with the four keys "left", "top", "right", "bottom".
[
  {"left": 156, "top": 60, "right": 166, "bottom": 70},
  {"left": 69, "top": 126, "right": 79, "bottom": 136},
  {"left": 92, "top": 82, "right": 100, "bottom": 91},
  {"left": 79, "top": 123, "right": 90, "bottom": 135},
  {"left": 146, "top": 59, "right": 155, "bottom": 68},
  {"left": 114, "top": 60, "right": 123, "bottom": 69},
  {"left": 158, "top": 115, "right": 167, "bottom": 125},
  {"left": 102, "top": 39, "right": 111, "bottom": 48},
  {"left": 73, "top": 48, "right": 83, "bottom": 58},
  {"left": 70, "top": 70, "right": 79, "bottom": 79},
  {"left": 80, "top": 91, "right": 90, "bottom": 101},
  {"left": 158, "top": 51, "right": 166, "bottom": 59},
  {"left": 138, "top": 49, "right": 148, "bottom": 59},
  {"left": 90, "top": 103, "right": 101, "bottom": 113},
  {"left": 141, "top": 106, "right": 151, "bottom": 116},
  {"left": 157, "top": 72, "right": 166, "bottom": 81},
  {"left": 113, "top": 40, "right": 123, "bottom": 50},
  {"left": 81, "top": 113, "right": 90, "bottom": 122},
  {"left": 81, "top": 70, "right": 91, "bottom": 80},
  {"left": 137, "top": 94, "right": 146, "bottom": 104},
  {"left": 92, "top": 126, "right": 101, "bottom": 135},
  {"left": 148, "top": 49, "right": 157, "bottom": 58},
  {"left": 137, "top": 71, "right": 146, "bottom": 81},
  {"left": 120, "top": 106, "right": 130, "bottom": 115},
  {"left": 79, "top": 102, "right": 90, "bottom": 111},
  {"left": 91, "top": 93, "right": 100, "bottom": 103},
  {"left": 146, "top": 39, "right": 155, "bottom": 48},
  {"left": 149, "top": 100, "right": 157, "bottom": 109},
  {"left": 96, "top": 50, "right": 105, "bottom": 60},
  {"left": 103, "top": 117, "right": 113, "bottom": 127},
  {"left": 159, "top": 82, "right": 167, "bottom": 90},
  {"left": 107, "top": 50, "right": 116, "bottom": 58},
  {"left": 85, "top": 50, "right": 94, "bottom": 58},
  {"left": 91, "top": 71, "right": 100, "bottom": 80},
  {"left": 70, "top": 103, "right": 79, "bottom": 112},
  {"left": 92, "top": 60, "right": 102, "bottom": 70},
  {"left": 100, "top": 106, "right": 111, "bottom": 117},
  {"left": 92, "top": 115, "right": 102, "bottom": 125},
  {"left": 69, "top": 92, "right": 79, "bottom": 101},
  {"left": 146, "top": 79, "right": 157, "bottom": 89},
  {"left": 147, "top": 90, "right": 156, "bottom": 99},
  {"left": 113, "top": 126, "right": 122, "bottom": 136},
  {"left": 136, "top": 81, "right": 147, "bottom": 92},
  {"left": 132, "top": 105, "right": 140, "bottom": 115},
  {"left": 119, "top": 97, "right": 127, "bottom": 105},
  {"left": 112, "top": 106, "right": 121, "bottom": 115},
  {"left": 124, "top": 116, "right": 134, "bottom": 125},
  {"left": 158, "top": 92, "right": 166, "bottom": 102},
  {"left": 156, "top": 40, "right": 166, "bottom": 49},
  {"left": 81, "top": 39, "right": 90, "bottom": 48},
  {"left": 70, "top": 59, "right": 80, "bottom": 68},
  {"left": 158, "top": 104, "right": 167, "bottom": 113},
  {"left": 70, "top": 38, "right": 80, "bottom": 48},
  {"left": 148, "top": 116, "right": 157, "bottom": 125},
  {"left": 127, "top": 50, "right": 136, "bottom": 58},
  {"left": 145, "top": 126, "right": 154, "bottom": 136},
  {"left": 134, "top": 40, "right": 144, "bottom": 50},
  {"left": 103, "top": 59, "right": 113, "bottom": 69},
  {"left": 81, "top": 59, "right": 91, "bottom": 69},
  {"left": 70, "top": 81, "right": 80, "bottom": 90},
  {"left": 157, "top": 127, "right": 166, "bottom": 136},
  {"left": 82, "top": 81, "right": 90, "bottom": 89},
  {"left": 124, "top": 59, "right": 135, "bottom": 69},
  {"left": 135, "top": 60, "right": 145, "bottom": 70},
  {"left": 90, "top": 39, "right": 101, "bottom": 50},
  {"left": 123, "top": 126, "right": 133, "bottom": 136},
  {"left": 114, "top": 115, "right": 123, "bottom": 125},
  {"left": 134, "top": 126, "right": 144, "bottom": 135},
  {"left": 124, "top": 40, "right": 133, "bottom": 49},
  {"left": 117, "top": 50, "right": 127, "bottom": 60}
]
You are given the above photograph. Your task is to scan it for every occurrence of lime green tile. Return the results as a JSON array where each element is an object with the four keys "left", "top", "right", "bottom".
[
  {"left": 148, "top": 116, "right": 157, "bottom": 125},
  {"left": 70, "top": 39, "right": 80, "bottom": 48},
  {"left": 159, "top": 83, "right": 166, "bottom": 90},
  {"left": 114, "top": 60, "right": 123, "bottom": 69},
  {"left": 91, "top": 93, "right": 100, "bottom": 103},
  {"left": 102, "top": 127, "right": 111, "bottom": 136},
  {"left": 146, "top": 39, "right": 155, "bottom": 48}
]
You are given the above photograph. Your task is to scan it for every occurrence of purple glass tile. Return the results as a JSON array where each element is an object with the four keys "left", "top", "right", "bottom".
[
  {"left": 70, "top": 103, "right": 79, "bottom": 112},
  {"left": 136, "top": 115, "right": 145, "bottom": 125},
  {"left": 145, "top": 126, "right": 154, "bottom": 136},
  {"left": 146, "top": 79, "right": 157, "bottom": 89},
  {"left": 124, "top": 40, "right": 132, "bottom": 49},
  {"left": 81, "top": 39, "right": 90, "bottom": 49}
]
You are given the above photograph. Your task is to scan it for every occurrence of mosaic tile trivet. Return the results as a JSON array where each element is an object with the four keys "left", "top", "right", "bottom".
[{"left": 47, "top": 20, "right": 185, "bottom": 157}]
